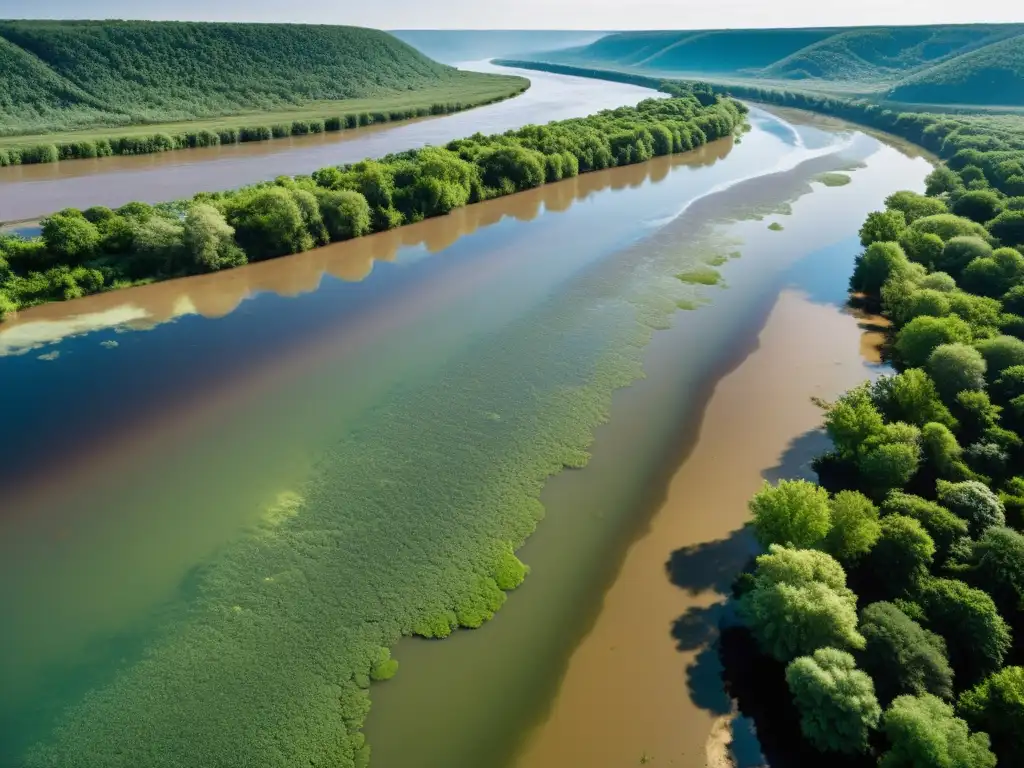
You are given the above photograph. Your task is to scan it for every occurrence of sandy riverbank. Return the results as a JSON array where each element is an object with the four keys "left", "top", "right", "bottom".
[{"left": 514, "top": 289, "right": 888, "bottom": 768}]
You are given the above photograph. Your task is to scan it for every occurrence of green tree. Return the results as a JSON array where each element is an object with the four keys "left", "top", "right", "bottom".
[
  {"left": 851, "top": 241, "right": 910, "bottom": 295},
  {"left": 961, "top": 247, "right": 1024, "bottom": 298},
  {"left": 936, "top": 480, "right": 1006, "bottom": 538},
  {"left": 921, "top": 422, "right": 970, "bottom": 481},
  {"left": 919, "top": 578, "right": 1011, "bottom": 685},
  {"left": 936, "top": 236, "right": 993, "bottom": 277},
  {"left": 925, "top": 166, "right": 962, "bottom": 196},
  {"left": 879, "top": 694, "right": 996, "bottom": 768},
  {"left": 884, "top": 492, "right": 970, "bottom": 564},
  {"left": 738, "top": 545, "right": 864, "bottom": 662},
  {"left": 918, "top": 271, "right": 957, "bottom": 292},
  {"left": 40, "top": 209, "right": 100, "bottom": 264},
  {"left": 859, "top": 442, "right": 922, "bottom": 497},
  {"left": 227, "top": 187, "right": 311, "bottom": 260},
  {"left": 824, "top": 384, "right": 885, "bottom": 460},
  {"left": 860, "top": 209, "right": 907, "bottom": 247},
  {"left": 858, "top": 602, "right": 953, "bottom": 705},
  {"left": 866, "top": 515, "right": 935, "bottom": 598},
  {"left": 785, "top": 648, "right": 881, "bottom": 754},
  {"left": 988, "top": 210, "right": 1024, "bottom": 247},
  {"left": 910, "top": 213, "right": 988, "bottom": 242},
  {"left": 900, "top": 229, "right": 945, "bottom": 269},
  {"left": 871, "top": 369, "right": 957, "bottom": 429},
  {"left": 895, "top": 315, "right": 973, "bottom": 368},
  {"left": 887, "top": 190, "right": 949, "bottom": 223},
  {"left": 976, "top": 335, "right": 1024, "bottom": 379},
  {"left": 927, "top": 344, "right": 987, "bottom": 402},
  {"left": 952, "top": 190, "right": 1004, "bottom": 224},
  {"left": 749, "top": 479, "right": 832, "bottom": 549},
  {"left": 316, "top": 190, "right": 372, "bottom": 241},
  {"left": 959, "top": 666, "right": 1024, "bottom": 765},
  {"left": 966, "top": 527, "right": 1024, "bottom": 620},
  {"left": 182, "top": 203, "right": 246, "bottom": 272},
  {"left": 824, "top": 491, "right": 881, "bottom": 563}
]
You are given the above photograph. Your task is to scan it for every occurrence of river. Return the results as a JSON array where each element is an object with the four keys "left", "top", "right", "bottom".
[
  {"left": 0, "top": 78, "right": 930, "bottom": 768},
  {"left": 0, "top": 63, "right": 661, "bottom": 222}
]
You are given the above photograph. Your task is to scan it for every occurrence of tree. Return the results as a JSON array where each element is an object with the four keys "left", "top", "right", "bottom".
[
  {"left": 936, "top": 480, "right": 1006, "bottom": 538},
  {"left": 988, "top": 210, "right": 1024, "bottom": 248},
  {"left": 859, "top": 442, "right": 922, "bottom": 497},
  {"left": 851, "top": 241, "right": 910, "bottom": 295},
  {"left": 866, "top": 515, "right": 935, "bottom": 598},
  {"left": 919, "top": 578, "right": 1011, "bottom": 685},
  {"left": 879, "top": 694, "right": 996, "bottom": 768},
  {"left": 925, "top": 166, "right": 962, "bottom": 196},
  {"left": 966, "top": 527, "right": 1024, "bottom": 620},
  {"left": 858, "top": 602, "right": 953, "bottom": 705},
  {"left": 927, "top": 344, "right": 987, "bottom": 402},
  {"left": 921, "top": 422, "right": 970, "bottom": 481},
  {"left": 918, "top": 271, "right": 957, "bottom": 292},
  {"left": 887, "top": 190, "right": 949, "bottom": 223},
  {"left": 40, "top": 209, "right": 101, "bottom": 264},
  {"left": 884, "top": 492, "right": 970, "bottom": 564},
  {"left": 227, "top": 187, "right": 311, "bottom": 260},
  {"left": 824, "top": 491, "right": 881, "bottom": 563},
  {"left": 127, "top": 215, "right": 186, "bottom": 277},
  {"left": 738, "top": 545, "right": 864, "bottom": 662},
  {"left": 1002, "top": 284, "right": 1024, "bottom": 316},
  {"left": 183, "top": 203, "right": 245, "bottom": 272},
  {"left": 900, "top": 229, "right": 946, "bottom": 269},
  {"left": 824, "top": 384, "right": 885, "bottom": 460},
  {"left": 871, "top": 369, "right": 957, "bottom": 429},
  {"left": 785, "top": 648, "right": 881, "bottom": 754},
  {"left": 961, "top": 247, "right": 1024, "bottom": 298},
  {"left": 317, "top": 189, "right": 372, "bottom": 241},
  {"left": 959, "top": 666, "right": 1024, "bottom": 764},
  {"left": 952, "top": 190, "right": 1004, "bottom": 224},
  {"left": 936, "top": 236, "right": 992, "bottom": 277},
  {"left": 749, "top": 480, "right": 832, "bottom": 549},
  {"left": 895, "top": 315, "right": 973, "bottom": 368},
  {"left": 910, "top": 213, "right": 988, "bottom": 242},
  {"left": 860, "top": 209, "right": 907, "bottom": 247},
  {"left": 976, "top": 336, "right": 1024, "bottom": 379}
]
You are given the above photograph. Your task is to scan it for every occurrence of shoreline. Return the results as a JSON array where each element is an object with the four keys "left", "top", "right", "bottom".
[{"left": 512, "top": 289, "right": 889, "bottom": 768}]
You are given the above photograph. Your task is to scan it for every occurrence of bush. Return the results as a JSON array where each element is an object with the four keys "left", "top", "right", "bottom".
[
  {"left": 910, "top": 213, "right": 989, "bottom": 242},
  {"left": 879, "top": 694, "right": 996, "bottom": 768},
  {"left": 871, "top": 369, "right": 956, "bottom": 429},
  {"left": 883, "top": 492, "right": 969, "bottom": 564},
  {"left": 952, "top": 190, "right": 1005, "bottom": 224},
  {"left": 988, "top": 210, "right": 1024, "bottom": 247},
  {"left": 785, "top": 648, "right": 880, "bottom": 754},
  {"left": 976, "top": 335, "right": 1024, "bottom": 379},
  {"left": 227, "top": 187, "right": 311, "bottom": 260},
  {"left": 895, "top": 315, "right": 973, "bottom": 368},
  {"left": 858, "top": 602, "right": 953, "bottom": 705},
  {"left": 738, "top": 545, "right": 863, "bottom": 662},
  {"left": 860, "top": 209, "right": 907, "bottom": 246},
  {"left": 959, "top": 666, "right": 1024, "bottom": 765},
  {"left": 851, "top": 241, "right": 911, "bottom": 295},
  {"left": 900, "top": 229, "right": 946, "bottom": 269},
  {"left": 919, "top": 578, "right": 1011, "bottom": 685},
  {"left": 749, "top": 479, "right": 832, "bottom": 549},
  {"left": 927, "top": 344, "right": 987, "bottom": 401},
  {"left": 40, "top": 209, "right": 101, "bottom": 264},
  {"left": 183, "top": 203, "right": 246, "bottom": 272},
  {"left": 824, "top": 491, "right": 881, "bottom": 564},
  {"left": 887, "top": 190, "right": 949, "bottom": 223},
  {"left": 961, "top": 247, "right": 1024, "bottom": 297},
  {"left": 918, "top": 271, "right": 957, "bottom": 292},
  {"left": 317, "top": 190, "right": 372, "bottom": 241},
  {"left": 936, "top": 236, "right": 992, "bottom": 277},
  {"left": 936, "top": 480, "right": 1006, "bottom": 538}
]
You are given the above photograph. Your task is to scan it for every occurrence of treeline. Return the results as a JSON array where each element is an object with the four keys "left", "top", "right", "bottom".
[
  {"left": 0, "top": 87, "right": 746, "bottom": 319},
  {"left": 0, "top": 89, "right": 529, "bottom": 168},
  {"left": 729, "top": 123, "right": 1024, "bottom": 765}
]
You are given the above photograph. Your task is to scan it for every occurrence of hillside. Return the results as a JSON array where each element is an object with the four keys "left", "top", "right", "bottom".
[
  {"left": 0, "top": 20, "right": 515, "bottom": 134},
  {"left": 529, "top": 24, "right": 1024, "bottom": 105},
  {"left": 390, "top": 30, "right": 607, "bottom": 64}
]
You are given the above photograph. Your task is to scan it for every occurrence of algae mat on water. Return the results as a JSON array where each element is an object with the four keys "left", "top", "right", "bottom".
[{"left": 24, "top": 212, "right": 716, "bottom": 767}]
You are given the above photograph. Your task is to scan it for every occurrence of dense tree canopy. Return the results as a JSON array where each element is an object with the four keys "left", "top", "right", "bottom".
[{"left": 879, "top": 694, "right": 996, "bottom": 768}]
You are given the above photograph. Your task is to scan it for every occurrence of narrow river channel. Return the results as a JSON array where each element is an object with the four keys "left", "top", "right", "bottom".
[{"left": 0, "top": 88, "right": 930, "bottom": 767}]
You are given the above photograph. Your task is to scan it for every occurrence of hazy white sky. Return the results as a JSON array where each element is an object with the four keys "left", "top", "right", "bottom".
[{"left": 2, "top": 0, "right": 1021, "bottom": 29}]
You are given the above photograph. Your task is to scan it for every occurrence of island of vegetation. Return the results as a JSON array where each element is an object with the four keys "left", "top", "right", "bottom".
[
  {"left": 0, "top": 20, "right": 528, "bottom": 164},
  {"left": 0, "top": 84, "right": 744, "bottom": 320}
]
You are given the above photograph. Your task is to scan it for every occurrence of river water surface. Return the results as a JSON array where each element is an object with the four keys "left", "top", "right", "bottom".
[{"left": 0, "top": 91, "right": 929, "bottom": 768}]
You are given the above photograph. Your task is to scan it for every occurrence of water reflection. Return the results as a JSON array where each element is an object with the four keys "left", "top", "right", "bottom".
[{"left": 1, "top": 140, "right": 732, "bottom": 358}]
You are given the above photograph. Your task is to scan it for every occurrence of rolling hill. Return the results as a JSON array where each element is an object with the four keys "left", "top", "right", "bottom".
[
  {"left": 527, "top": 24, "right": 1024, "bottom": 106},
  {"left": 0, "top": 20, "right": 521, "bottom": 134},
  {"left": 390, "top": 30, "right": 607, "bottom": 64}
]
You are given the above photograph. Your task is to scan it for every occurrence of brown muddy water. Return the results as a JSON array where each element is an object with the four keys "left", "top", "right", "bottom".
[
  {"left": 0, "top": 106, "right": 928, "bottom": 768},
  {"left": 0, "top": 64, "right": 661, "bottom": 222}
]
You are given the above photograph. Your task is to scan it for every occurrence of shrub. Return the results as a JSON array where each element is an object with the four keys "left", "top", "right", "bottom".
[
  {"left": 976, "top": 335, "right": 1024, "bottom": 379},
  {"left": 40, "top": 209, "right": 101, "bottom": 264},
  {"left": 871, "top": 369, "right": 957, "bottom": 429},
  {"left": 887, "top": 190, "right": 949, "bottom": 223},
  {"left": 317, "top": 190, "right": 372, "bottom": 241},
  {"left": 785, "top": 648, "right": 881, "bottom": 754},
  {"left": 183, "top": 203, "right": 246, "bottom": 272},
  {"left": 918, "top": 271, "right": 957, "bottom": 292},
  {"left": 961, "top": 247, "right": 1024, "bottom": 297},
  {"left": 850, "top": 241, "right": 910, "bottom": 295},
  {"left": 911, "top": 213, "right": 989, "bottom": 241},
  {"left": 895, "top": 315, "right": 973, "bottom": 368},
  {"left": 952, "top": 190, "right": 1004, "bottom": 224},
  {"left": 227, "top": 187, "right": 311, "bottom": 260},
  {"left": 858, "top": 602, "right": 953, "bottom": 705},
  {"left": 749, "top": 479, "right": 832, "bottom": 549},
  {"left": 927, "top": 344, "right": 987, "bottom": 401},
  {"left": 879, "top": 694, "right": 996, "bottom": 768},
  {"left": 936, "top": 236, "right": 993, "bottom": 277},
  {"left": 860, "top": 209, "right": 907, "bottom": 246},
  {"left": 988, "top": 210, "right": 1024, "bottom": 247},
  {"left": 959, "top": 666, "right": 1024, "bottom": 765},
  {"left": 936, "top": 480, "right": 1006, "bottom": 538},
  {"left": 900, "top": 229, "right": 945, "bottom": 269}
]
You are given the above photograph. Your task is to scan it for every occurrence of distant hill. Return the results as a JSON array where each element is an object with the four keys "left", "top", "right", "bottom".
[
  {"left": 0, "top": 20, "right": 511, "bottom": 134},
  {"left": 390, "top": 30, "right": 607, "bottom": 64},
  {"left": 525, "top": 24, "right": 1024, "bottom": 106}
]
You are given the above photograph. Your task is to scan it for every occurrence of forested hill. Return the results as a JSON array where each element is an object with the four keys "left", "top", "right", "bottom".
[
  {"left": 0, "top": 20, "right": 498, "bottom": 133},
  {"left": 530, "top": 24, "right": 1024, "bottom": 106},
  {"left": 390, "top": 30, "right": 607, "bottom": 64}
]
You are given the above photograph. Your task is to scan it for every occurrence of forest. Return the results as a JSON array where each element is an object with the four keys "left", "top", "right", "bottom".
[
  {"left": 717, "top": 93, "right": 1024, "bottom": 767},
  {"left": 0, "top": 20, "right": 524, "bottom": 139},
  {"left": 0, "top": 86, "right": 745, "bottom": 320},
  {"left": 520, "top": 25, "right": 1024, "bottom": 107}
]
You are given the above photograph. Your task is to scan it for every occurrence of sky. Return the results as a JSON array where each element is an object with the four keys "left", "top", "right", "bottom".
[{"left": 1, "top": 0, "right": 1021, "bottom": 30}]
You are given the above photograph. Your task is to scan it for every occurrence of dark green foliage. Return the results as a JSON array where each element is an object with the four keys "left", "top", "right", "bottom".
[
  {"left": 785, "top": 648, "right": 881, "bottom": 754},
  {"left": 884, "top": 492, "right": 969, "bottom": 564},
  {"left": 860, "top": 209, "right": 907, "bottom": 247},
  {"left": 953, "top": 190, "right": 1004, "bottom": 224},
  {"left": 937, "top": 236, "right": 993, "bottom": 278},
  {"left": 927, "top": 343, "right": 987, "bottom": 401},
  {"left": 40, "top": 209, "right": 100, "bottom": 265},
  {"left": 937, "top": 480, "right": 1006, "bottom": 538},
  {"left": 962, "top": 247, "right": 1024, "bottom": 297},
  {"left": 965, "top": 527, "right": 1024, "bottom": 619},
  {"left": 879, "top": 694, "right": 996, "bottom": 768},
  {"left": 316, "top": 190, "right": 373, "bottom": 241},
  {"left": 851, "top": 241, "right": 910, "bottom": 295},
  {"left": 919, "top": 578, "right": 1011, "bottom": 685},
  {"left": 858, "top": 602, "right": 953, "bottom": 705},
  {"left": 959, "top": 666, "right": 1024, "bottom": 764},
  {"left": 900, "top": 229, "right": 946, "bottom": 269},
  {"left": 988, "top": 210, "right": 1024, "bottom": 247},
  {"left": 866, "top": 515, "right": 935, "bottom": 598}
]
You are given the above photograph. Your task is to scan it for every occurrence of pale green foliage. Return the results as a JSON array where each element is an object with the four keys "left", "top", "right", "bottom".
[
  {"left": 918, "top": 271, "right": 957, "bottom": 292},
  {"left": 825, "top": 384, "right": 885, "bottom": 460},
  {"left": 317, "top": 189, "right": 372, "bottom": 241},
  {"left": 738, "top": 545, "right": 864, "bottom": 662},
  {"left": 921, "top": 422, "right": 969, "bottom": 480},
  {"left": 975, "top": 335, "right": 1024, "bottom": 379},
  {"left": 895, "top": 315, "right": 973, "bottom": 368},
  {"left": 40, "top": 209, "right": 100, "bottom": 264},
  {"left": 880, "top": 694, "right": 996, "bottom": 768},
  {"left": 884, "top": 492, "right": 969, "bottom": 563},
  {"left": 824, "top": 491, "right": 881, "bottom": 563},
  {"left": 871, "top": 369, "right": 957, "bottom": 429},
  {"left": 936, "top": 480, "right": 1006, "bottom": 537},
  {"left": 927, "top": 343, "right": 987, "bottom": 401},
  {"left": 183, "top": 203, "right": 246, "bottom": 272},
  {"left": 785, "top": 648, "right": 881, "bottom": 754},
  {"left": 368, "top": 647, "right": 399, "bottom": 682},
  {"left": 851, "top": 241, "right": 910, "bottom": 295},
  {"left": 886, "top": 190, "right": 949, "bottom": 223},
  {"left": 910, "top": 213, "right": 989, "bottom": 242},
  {"left": 860, "top": 209, "right": 907, "bottom": 247},
  {"left": 749, "top": 479, "right": 832, "bottom": 549}
]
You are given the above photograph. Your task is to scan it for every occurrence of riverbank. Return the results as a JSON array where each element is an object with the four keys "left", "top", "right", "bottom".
[{"left": 513, "top": 287, "right": 889, "bottom": 768}]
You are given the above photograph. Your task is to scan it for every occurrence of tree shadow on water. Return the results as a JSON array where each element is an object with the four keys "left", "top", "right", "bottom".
[
  {"left": 761, "top": 427, "right": 830, "bottom": 485},
  {"left": 666, "top": 526, "right": 759, "bottom": 596}
]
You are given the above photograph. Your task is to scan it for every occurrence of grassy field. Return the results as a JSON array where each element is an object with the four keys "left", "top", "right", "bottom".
[{"left": 0, "top": 76, "right": 528, "bottom": 151}]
